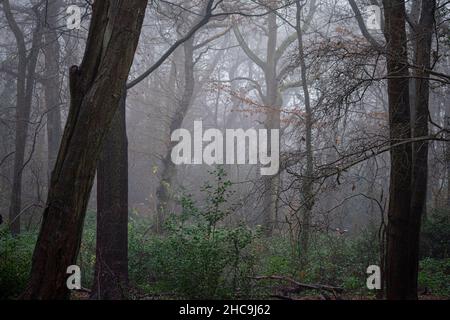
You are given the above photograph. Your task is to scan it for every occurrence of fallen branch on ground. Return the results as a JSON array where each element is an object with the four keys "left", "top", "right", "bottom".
[{"left": 251, "top": 275, "right": 344, "bottom": 298}]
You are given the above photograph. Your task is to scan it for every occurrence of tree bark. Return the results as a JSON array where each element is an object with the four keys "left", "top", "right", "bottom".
[
  {"left": 383, "top": 0, "right": 414, "bottom": 300},
  {"left": 408, "top": 0, "right": 435, "bottom": 298},
  {"left": 21, "top": 0, "right": 148, "bottom": 299},
  {"left": 91, "top": 93, "right": 129, "bottom": 300}
]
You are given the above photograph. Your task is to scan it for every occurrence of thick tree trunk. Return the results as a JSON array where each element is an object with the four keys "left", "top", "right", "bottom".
[
  {"left": 155, "top": 37, "right": 195, "bottom": 233},
  {"left": 91, "top": 94, "right": 129, "bottom": 300},
  {"left": 21, "top": 0, "right": 147, "bottom": 299},
  {"left": 383, "top": 0, "right": 414, "bottom": 300},
  {"left": 43, "top": 0, "right": 63, "bottom": 176},
  {"left": 409, "top": 0, "right": 436, "bottom": 299}
]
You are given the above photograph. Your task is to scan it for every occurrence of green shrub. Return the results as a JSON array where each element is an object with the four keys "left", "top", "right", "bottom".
[
  {"left": 0, "top": 174, "right": 448, "bottom": 300},
  {"left": 0, "top": 228, "right": 36, "bottom": 299},
  {"left": 133, "top": 167, "right": 257, "bottom": 299},
  {"left": 418, "top": 258, "right": 450, "bottom": 297},
  {"left": 251, "top": 226, "right": 381, "bottom": 296},
  {"left": 421, "top": 208, "right": 450, "bottom": 259}
]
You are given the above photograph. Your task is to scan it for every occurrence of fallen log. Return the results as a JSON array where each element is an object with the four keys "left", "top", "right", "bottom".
[{"left": 251, "top": 275, "right": 344, "bottom": 297}]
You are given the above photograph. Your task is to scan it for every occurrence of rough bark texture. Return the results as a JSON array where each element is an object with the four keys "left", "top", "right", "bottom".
[
  {"left": 21, "top": 0, "right": 148, "bottom": 299},
  {"left": 383, "top": 0, "right": 414, "bottom": 300},
  {"left": 91, "top": 93, "right": 129, "bottom": 300}
]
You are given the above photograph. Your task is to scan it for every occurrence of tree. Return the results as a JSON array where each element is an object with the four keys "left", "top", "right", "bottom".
[
  {"left": 155, "top": 37, "right": 195, "bottom": 233},
  {"left": 91, "top": 0, "right": 220, "bottom": 297},
  {"left": 3, "top": 0, "right": 43, "bottom": 235},
  {"left": 155, "top": 15, "right": 228, "bottom": 233},
  {"left": 42, "top": 0, "right": 63, "bottom": 177},
  {"left": 382, "top": 0, "right": 436, "bottom": 300},
  {"left": 21, "top": 0, "right": 148, "bottom": 299},
  {"left": 295, "top": 0, "right": 314, "bottom": 264},
  {"left": 91, "top": 93, "right": 129, "bottom": 300},
  {"left": 233, "top": 1, "right": 317, "bottom": 235},
  {"left": 409, "top": 0, "right": 436, "bottom": 299},
  {"left": 350, "top": 0, "right": 437, "bottom": 299},
  {"left": 383, "top": 0, "right": 414, "bottom": 299},
  {"left": 447, "top": 98, "right": 450, "bottom": 207}
]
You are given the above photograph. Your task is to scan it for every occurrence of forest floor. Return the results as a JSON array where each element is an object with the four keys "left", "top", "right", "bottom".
[{"left": 70, "top": 291, "right": 448, "bottom": 300}]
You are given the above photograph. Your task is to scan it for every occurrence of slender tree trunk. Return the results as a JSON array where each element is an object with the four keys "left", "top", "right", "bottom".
[
  {"left": 383, "top": 0, "right": 414, "bottom": 300},
  {"left": 21, "top": 0, "right": 147, "bottom": 299},
  {"left": 8, "top": 53, "right": 27, "bottom": 236},
  {"left": 155, "top": 37, "right": 195, "bottom": 233},
  {"left": 295, "top": 0, "right": 314, "bottom": 264},
  {"left": 3, "top": 0, "right": 42, "bottom": 235},
  {"left": 0, "top": 78, "right": 15, "bottom": 224},
  {"left": 262, "top": 12, "right": 281, "bottom": 236},
  {"left": 91, "top": 93, "right": 129, "bottom": 300},
  {"left": 43, "top": 0, "right": 63, "bottom": 177},
  {"left": 153, "top": 56, "right": 178, "bottom": 230},
  {"left": 446, "top": 98, "right": 450, "bottom": 207}
]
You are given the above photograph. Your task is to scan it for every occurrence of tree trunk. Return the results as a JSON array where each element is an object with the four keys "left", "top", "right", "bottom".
[
  {"left": 446, "top": 98, "right": 450, "bottom": 208},
  {"left": 20, "top": 0, "right": 148, "bottom": 299},
  {"left": 153, "top": 55, "right": 178, "bottom": 231},
  {"left": 43, "top": 0, "right": 63, "bottom": 177},
  {"left": 3, "top": 0, "right": 42, "bottom": 235},
  {"left": 409, "top": 0, "right": 436, "bottom": 299},
  {"left": 262, "top": 12, "right": 281, "bottom": 236},
  {"left": 7, "top": 50, "right": 27, "bottom": 236},
  {"left": 0, "top": 78, "right": 15, "bottom": 224},
  {"left": 383, "top": 0, "right": 414, "bottom": 300},
  {"left": 295, "top": 0, "right": 314, "bottom": 264},
  {"left": 91, "top": 93, "right": 129, "bottom": 300},
  {"left": 155, "top": 37, "right": 195, "bottom": 233}
]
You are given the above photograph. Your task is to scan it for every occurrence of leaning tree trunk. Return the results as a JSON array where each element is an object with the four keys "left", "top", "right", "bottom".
[
  {"left": 409, "top": 0, "right": 436, "bottom": 300},
  {"left": 21, "top": 0, "right": 148, "bottom": 299},
  {"left": 91, "top": 93, "right": 129, "bottom": 300},
  {"left": 383, "top": 0, "right": 414, "bottom": 300}
]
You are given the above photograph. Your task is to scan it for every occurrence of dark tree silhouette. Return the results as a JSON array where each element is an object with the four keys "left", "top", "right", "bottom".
[{"left": 21, "top": 0, "right": 148, "bottom": 299}]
